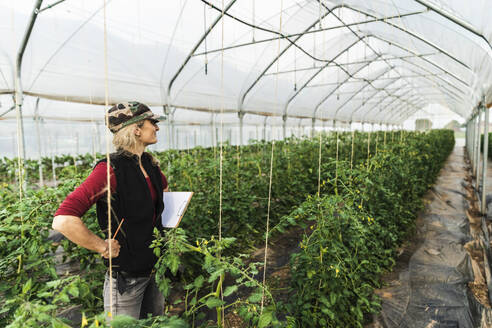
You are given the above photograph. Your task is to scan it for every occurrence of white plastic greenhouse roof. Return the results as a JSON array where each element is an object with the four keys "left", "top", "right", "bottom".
[{"left": 0, "top": 0, "right": 491, "bottom": 126}]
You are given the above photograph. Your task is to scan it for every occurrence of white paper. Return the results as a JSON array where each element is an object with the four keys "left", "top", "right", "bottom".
[{"left": 161, "top": 192, "right": 193, "bottom": 228}]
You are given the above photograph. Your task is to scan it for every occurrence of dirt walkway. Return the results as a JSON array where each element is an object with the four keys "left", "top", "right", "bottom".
[{"left": 371, "top": 145, "right": 492, "bottom": 328}]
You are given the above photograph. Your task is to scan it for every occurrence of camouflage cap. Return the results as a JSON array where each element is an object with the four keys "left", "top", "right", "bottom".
[{"left": 107, "top": 101, "right": 163, "bottom": 133}]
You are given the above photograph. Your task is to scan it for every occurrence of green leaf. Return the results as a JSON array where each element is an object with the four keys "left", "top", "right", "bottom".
[
  {"left": 22, "top": 279, "right": 32, "bottom": 294},
  {"left": 330, "top": 293, "right": 337, "bottom": 305},
  {"left": 223, "top": 285, "right": 238, "bottom": 297},
  {"left": 258, "top": 310, "right": 273, "bottom": 328},
  {"left": 204, "top": 297, "right": 225, "bottom": 309},
  {"left": 67, "top": 285, "right": 79, "bottom": 298},
  {"left": 248, "top": 292, "right": 262, "bottom": 303},
  {"left": 193, "top": 275, "right": 204, "bottom": 288}
]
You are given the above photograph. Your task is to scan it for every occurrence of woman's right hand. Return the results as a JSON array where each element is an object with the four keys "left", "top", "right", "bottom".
[{"left": 100, "top": 239, "right": 120, "bottom": 258}]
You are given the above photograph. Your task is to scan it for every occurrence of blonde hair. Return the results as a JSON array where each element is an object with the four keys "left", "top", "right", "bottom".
[
  {"left": 112, "top": 121, "right": 160, "bottom": 165},
  {"left": 112, "top": 121, "right": 145, "bottom": 153}
]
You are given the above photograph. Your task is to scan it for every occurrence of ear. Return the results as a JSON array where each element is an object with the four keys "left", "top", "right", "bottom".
[{"left": 134, "top": 126, "right": 141, "bottom": 137}]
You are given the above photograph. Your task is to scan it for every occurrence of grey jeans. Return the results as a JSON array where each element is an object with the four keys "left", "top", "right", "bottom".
[{"left": 103, "top": 271, "right": 165, "bottom": 319}]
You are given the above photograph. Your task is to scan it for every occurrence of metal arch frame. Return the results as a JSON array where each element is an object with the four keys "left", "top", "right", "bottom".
[
  {"left": 328, "top": 66, "right": 396, "bottom": 121},
  {"left": 413, "top": 0, "right": 492, "bottom": 51},
  {"left": 167, "top": 0, "right": 238, "bottom": 105},
  {"left": 265, "top": 52, "right": 437, "bottom": 78},
  {"left": 317, "top": 2, "right": 471, "bottom": 124},
  {"left": 14, "top": 0, "right": 44, "bottom": 195},
  {"left": 281, "top": 34, "right": 372, "bottom": 119},
  {"left": 369, "top": 94, "right": 426, "bottom": 124},
  {"left": 316, "top": 2, "right": 413, "bottom": 123},
  {"left": 388, "top": 62, "right": 465, "bottom": 112},
  {"left": 237, "top": 4, "right": 347, "bottom": 111},
  {"left": 195, "top": 1, "right": 475, "bottom": 126},
  {"left": 193, "top": 10, "right": 427, "bottom": 58},
  {"left": 370, "top": 91, "right": 429, "bottom": 121},
  {"left": 394, "top": 66, "right": 464, "bottom": 100},
  {"left": 393, "top": 96, "right": 434, "bottom": 123},
  {"left": 311, "top": 51, "right": 445, "bottom": 117},
  {"left": 311, "top": 54, "right": 380, "bottom": 118},
  {"left": 287, "top": 32, "right": 469, "bottom": 127},
  {"left": 362, "top": 70, "right": 458, "bottom": 113},
  {"left": 352, "top": 82, "right": 425, "bottom": 123},
  {"left": 337, "top": 4, "right": 473, "bottom": 71},
  {"left": 376, "top": 102, "right": 421, "bottom": 125},
  {"left": 368, "top": 34, "right": 470, "bottom": 87},
  {"left": 348, "top": 77, "right": 407, "bottom": 121},
  {"left": 395, "top": 57, "right": 465, "bottom": 96},
  {"left": 350, "top": 80, "right": 420, "bottom": 119},
  {"left": 366, "top": 91, "right": 416, "bottom": 122}
]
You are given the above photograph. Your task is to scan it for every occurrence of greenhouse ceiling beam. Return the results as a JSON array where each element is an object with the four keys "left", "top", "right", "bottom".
[
  {"left": 307, "top": 72, "right": 444, "bottom": 88},
  {"left": 365, "top": 87, "right": 426, "bottom": 123},
  {"left": 349, "top": 77, "right": 406, "bottom": 121},
  {"left": 264, "top": 52, "right": 438, "bottom": 77},
  {"left": 167, "top": 0, "right": 238, "bottom": 103},
  {"left": 192, "top": 9, "right": 426, "bottom": 57},
  {"left": 364, "top": 90, "right": 414, "bottom": 120},
  {"left": 312, "top": 58, "right": 377, "bottom": 118},
  {"left": 374, "top": 100, "right": 423, "bottom": 125},
  {"left": 395, "top": 57, "right": 465, "bottom": 96},
  {"left": 324, "top": 3, "right": 404, "bottom": 89},
  {"left": 369, "top": 35, "right": 470, "bottom": 88},
  {"left": 330, "top": 66, "right": 395, "bottom": 120},
  {"left": 283, "top": 35, "right": 373, "bottom": 119},
  {"left": 0, "top": 105, "right": 15, "bottom": 118},
  {"left": 37, "top": 0, "right": 66, "bottom": 13},
  {"left": 396, "top": 106, "right": 425, "bottom": 124},
  {"left": 413, "top": 0, "right": 492, "bottom": 51},
  {"left": 339, "top": 4, "right": 472, "bottom": 71},
  {"left": 202, "top": 1, "right": 359, "bottom": 68},
  {"left": 348, "top": 80, "right": 423, "bottom": 123},
  {"left": 392, "top": 64, "right": 465, "bottom": 104},
  {"left": 354, "top": 85, "right": 420, "bottom": 114},
  {"left": 238, "top": 4, "right": 345, "bottom": 111}
]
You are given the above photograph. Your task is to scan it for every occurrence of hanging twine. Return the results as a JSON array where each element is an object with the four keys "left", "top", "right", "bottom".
[
  {"left": 260, "top": 0, "right": 282, "bottom": 314},
  {"left": 102, "top": 0, "right": 114, "bottom": 318},
  {"left": 219, "top": 0, "right": 225, "bottom": 324},
  {"left": 261, "top": 140, "right": 275, "bottom": 313}
]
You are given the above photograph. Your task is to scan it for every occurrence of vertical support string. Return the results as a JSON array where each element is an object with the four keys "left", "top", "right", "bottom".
[
  {"left": 350, "top": 124, "right": 355, "bottom": 171},
  {"left": 367, "top": 124, "right": 371, "bottom": 165},
  {"left": 102, "top": 0, "right": 113, "bottom": 318},
  {"left": 335, "top": 122, "right": 339, "bottom": 196},
  {"left": 261, "top": 140, "right": 275, "bottom": 313},
  {"left": 261, "top": 0, "right": 282, "bottom": 314},
  {"left": 218, "top": 0, "right": 225, "bottom": 324}
]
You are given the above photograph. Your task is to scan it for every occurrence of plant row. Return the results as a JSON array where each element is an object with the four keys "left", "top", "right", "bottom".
[{"left": 0, "top": 129, "right": 453, "bottom": 327}]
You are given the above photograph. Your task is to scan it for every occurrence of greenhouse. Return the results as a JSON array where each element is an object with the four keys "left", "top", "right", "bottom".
[{"left": 0, "top": 0, "right": 491, "bottom": 327}]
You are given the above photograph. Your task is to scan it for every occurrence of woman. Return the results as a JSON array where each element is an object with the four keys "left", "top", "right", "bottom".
[{"left": 53, "top": 101, "right": 169, "bottom": 319}]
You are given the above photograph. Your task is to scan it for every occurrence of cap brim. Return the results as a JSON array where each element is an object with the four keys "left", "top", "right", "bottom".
[{"left": 149, "top": 114, "right": 166, "bottom": 122}]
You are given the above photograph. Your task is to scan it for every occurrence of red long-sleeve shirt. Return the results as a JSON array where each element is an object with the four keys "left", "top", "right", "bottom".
[{"left": 55, "top": 162, "right": 168, "bottom": 223}]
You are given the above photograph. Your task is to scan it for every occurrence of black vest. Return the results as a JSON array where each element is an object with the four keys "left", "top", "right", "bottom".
[{"left": 96, "top": 151, "right": 165, "bottom": 275}]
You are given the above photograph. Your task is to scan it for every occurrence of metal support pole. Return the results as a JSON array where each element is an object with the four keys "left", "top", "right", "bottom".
[
  {"left": 471, "top": 117, "right": 476, "bottom": 169},
  {"left": 34, "top": 98, "right": 43, "bottom": 187},
  {"left": 263, "top": 117, "right": 267, "bottom": 141},
  {"left": 482, "top": 98, "right": 489, "bottom": 214},
  {"left": 170, "top": 110, "right": 176, "bottom": 149},
  {"left": 311, "top": 118, "right": 316, "bottom": 138},
  {"left": 282, "top": 115, "right": 287, "bottom": 140},
  {"left": 14, "top": 0, "right": 43, "bottom": 195},
  {"left": 238, "top": 112, "right": 244, "bottom": 146},
  {"left": 476, "top": 111, "right": 482, "bottom": 189}
]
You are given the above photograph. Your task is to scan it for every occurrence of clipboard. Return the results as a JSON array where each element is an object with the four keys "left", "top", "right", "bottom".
[{"left": 161, "top": 192, "right": 193, "bottom": 228}]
